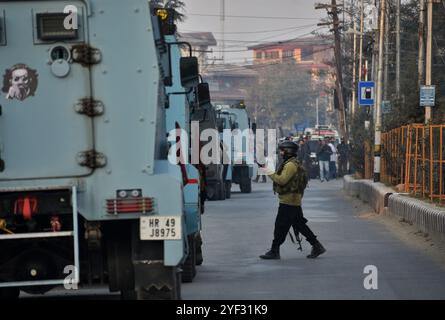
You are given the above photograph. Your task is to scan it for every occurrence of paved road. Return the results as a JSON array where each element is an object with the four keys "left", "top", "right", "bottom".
[
  {"left": 182, "top": 179, "right": 445, "bottom": 300},
  {"left": 21, "top": 178, "right": 445, "bottom": 300}
]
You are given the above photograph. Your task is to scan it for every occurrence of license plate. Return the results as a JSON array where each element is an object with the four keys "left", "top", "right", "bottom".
[{"left": 140, "top": 216, "right": 181, "bottom": 240}]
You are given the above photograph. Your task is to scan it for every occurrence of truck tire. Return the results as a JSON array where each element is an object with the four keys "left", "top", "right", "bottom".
[
  {"left": 206, "top": 184, "right": 217, "bottom": 201},
  {"left": 240, "top": 180, "right": 252, "bottom": 193},
  {"left": 195, "top": 234, "right": 203, "bottom": 266},
  {"left": 182, "top": 236, "right": 196, "bottom": 283},
  {"left": 218, "top": 181, "right": 226, "bottom": 200},
  {"left": 120, "top": 290, "right": 137, "bottom": 300},
  {"left": 225, "top": 181, "right": 231, "bottom": 199}
]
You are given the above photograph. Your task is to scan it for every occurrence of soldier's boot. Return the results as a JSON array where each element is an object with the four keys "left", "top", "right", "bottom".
[
  {"left": 306, "top": 241, "right": 326, "bottom": 259},
  {"left": 259, "top": 248, "right": 280, "bottom": 260}
]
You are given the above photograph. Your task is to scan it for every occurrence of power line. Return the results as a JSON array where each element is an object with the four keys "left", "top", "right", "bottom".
[
  {"left": 188, "top": 13, "right": 320, "bottom": 20},
  {"left": 180, "top": 24, "right": 316, "bottom": 35},
  {"left": 216, "top": 27, "right": 325, "bottom": 49},
  {"left": 203, "top": 46, "right": 334, "bottom": 73}
]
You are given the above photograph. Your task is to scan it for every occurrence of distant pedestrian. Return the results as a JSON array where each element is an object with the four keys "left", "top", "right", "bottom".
[
  {"left": 254, "top": 172, "right": 267, "bottom": 183},
  {"left": 328, "top": 138, "right": 338, "bottom": 179},
  {"left": 337, "top": 138, "right": 349, "bottom": 177},
  {"left": 302, "top": 137, "right": 312, "bottom": 180},
  {"left": 317, "top": 139, "right": 332, "bottom": 182}
]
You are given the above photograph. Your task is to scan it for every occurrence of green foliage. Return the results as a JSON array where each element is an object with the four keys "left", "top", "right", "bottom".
[
  {"left": 151, "top": 0, "right": 185, "bottom": 22},
  {"left": 384, "top": 0, "right": 445, "bottom": 128},
  {"left": 350, "top": 107, "right": 374, "bottom": 176},
  {"left": 247, "top": 61, "right": 326, "bottom": 132}
]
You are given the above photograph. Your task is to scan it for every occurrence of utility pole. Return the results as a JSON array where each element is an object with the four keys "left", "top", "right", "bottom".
[
  {"left": 351, "top": 0, "right": 357, "bottom": 116},
  {"left": 383, "top": 3, "right": 390, "bottom": 101},
  {"left": 220, "top": 0, "right": 226, "bottom": 63},
  {"left": 425, "top": 0, "right": 434, "bottom": 123},
  {"left": 359, "top": 0, "right": 364, "bottom": 81},
  {"left": 316, "top": 97, "right": 320, "bottom": 126},
  {"left": 395, "top": 0, "right": 401, "bottom": 98},
  {"left": 418, "top": 0, "right": 426, "bottom": 89},
  {"left": 315, "top": 0, "right": 348, "bottom": 141},
  {"left": 374, "top": 0, "right": 386, "bottom": 182},
  {"left": 333, "top": 0, "right": 348, "bottom": 142}
]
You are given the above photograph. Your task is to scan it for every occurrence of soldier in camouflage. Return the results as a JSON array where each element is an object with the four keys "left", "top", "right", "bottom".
[{"left": 259, "top": 141, "right": 326, "bottom": 260}]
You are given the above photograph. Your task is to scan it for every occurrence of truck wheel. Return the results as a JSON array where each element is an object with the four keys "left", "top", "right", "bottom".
[
  {"left": 195, "top": 234, "right": 204, "bottom": 266},
  {"left": 240, "top": 180, "right": 252, "bottom": 193},
  {"left": 206, "top": 184, "right": 217, "bottom": 201},
  {"left": 225, "top": 181, "right": 231, "bottom": 199},
  {"left": 0, "top": 287, "right": 20, "bottom": 299},
  {"left": 218, "top": 181, "right": 226, "bottom": 200},
  {"left": 182, "top": 236, "right": 196, "bottom": 283},
  {"left": 120, "top": 290, "right": 137, "bottom": 300}
]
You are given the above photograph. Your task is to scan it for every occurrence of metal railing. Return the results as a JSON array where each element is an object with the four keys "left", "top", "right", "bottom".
[{"left": 381, "top": 124, "right": 445, "bottom": 204}]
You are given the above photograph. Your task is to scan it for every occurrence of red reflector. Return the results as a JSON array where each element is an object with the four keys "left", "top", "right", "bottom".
[
  {"left": 187, "top": 179, "right": 199, "bottom": 184},
  {"left": 106, "top": 198, "right": 153, "bottom": 214},
  {"left": 14, "top": 197, "right": 38, "bottom": 220}
]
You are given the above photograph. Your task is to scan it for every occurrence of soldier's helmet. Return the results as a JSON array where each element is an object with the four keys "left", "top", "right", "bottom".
[{"left": 278, "top": 141, "right": 299, "bottom": 155}]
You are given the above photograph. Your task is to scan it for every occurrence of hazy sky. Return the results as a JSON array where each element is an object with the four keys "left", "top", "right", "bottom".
[{"left": 177, "top": 0, "right": 327, "bottom": 64}]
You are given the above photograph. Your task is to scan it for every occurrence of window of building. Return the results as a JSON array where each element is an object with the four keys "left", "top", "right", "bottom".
[
  {"left": 265, "top": 51, "right": 279, "bottom": 59},
  {"left": 283, "top": 50, "right": 293, "bottom": 58},
  {"left": 301, "top": 46, "right": 314, "bottom": 61},
  {"left": 256, "top": 51, "right": 263, "bottom": 59}
]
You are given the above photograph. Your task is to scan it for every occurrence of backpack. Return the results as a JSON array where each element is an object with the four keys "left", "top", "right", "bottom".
[{"left": 273, "top": 158, "right": 308, "bottom": 196}]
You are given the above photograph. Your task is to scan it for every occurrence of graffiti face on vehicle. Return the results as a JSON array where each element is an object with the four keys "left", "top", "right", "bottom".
[{"left": 2, "top": 64, "right": 38, "bottom": 101}]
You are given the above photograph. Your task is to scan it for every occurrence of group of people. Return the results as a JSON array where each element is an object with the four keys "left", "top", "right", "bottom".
[
  {"left": 253, "top": 135, "right": 354, "bottom": 184},
  {"left": 296, "top": 136, "right": 353, "bottom": 182}
]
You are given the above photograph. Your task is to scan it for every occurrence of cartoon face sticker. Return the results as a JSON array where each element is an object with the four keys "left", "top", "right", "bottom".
[{"left": 2, "top": 64, "right": 38, "bottom": 101}]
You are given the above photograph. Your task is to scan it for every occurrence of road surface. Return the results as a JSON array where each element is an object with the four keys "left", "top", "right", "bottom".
[
  {"left": 182, "top": 179, "right": 445, "bottom": 299},
  {"left": 21, "top": 179, "right": 445, "bottom": 299}
]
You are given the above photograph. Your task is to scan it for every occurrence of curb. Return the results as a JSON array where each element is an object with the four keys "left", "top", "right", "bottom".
[
  {"left": 343, "top": 175, "right": 445, "bottom": 239},
  {"left": 343, "top": 175, "right": 393, "bottom": 214}
]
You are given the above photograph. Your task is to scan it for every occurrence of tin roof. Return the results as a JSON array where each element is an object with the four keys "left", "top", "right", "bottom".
[{"left": 177, "top": 32, "right": 217, "bottom": 47}]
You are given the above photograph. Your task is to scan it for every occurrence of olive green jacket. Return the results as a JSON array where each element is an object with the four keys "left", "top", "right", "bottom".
[{"left": 268, "top": 161, "right": 302, "bottom": 206}]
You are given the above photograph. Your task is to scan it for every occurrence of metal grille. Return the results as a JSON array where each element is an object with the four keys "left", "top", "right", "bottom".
[{"left": 381, "top": 124, "right": 445, "bottom": 204}]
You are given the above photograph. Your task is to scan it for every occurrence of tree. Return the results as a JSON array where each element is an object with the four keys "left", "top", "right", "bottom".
[
  {"left": 247, "top": 60, "right": 331, "bottom": 134},
  {"left": 151, "top": 0, "right": 186, "bottom": 22},
  {"left": 382, "top": 0, "right": 445, "bottom": 128}
]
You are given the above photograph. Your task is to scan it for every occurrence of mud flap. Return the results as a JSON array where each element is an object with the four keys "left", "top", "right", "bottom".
[{"left": 134, "top": 264, "right": 181, "bottom": 300}]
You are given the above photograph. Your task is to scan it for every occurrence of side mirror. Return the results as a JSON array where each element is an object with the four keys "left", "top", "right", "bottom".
[
  {"left": 197, "top": 82, "right": 211, "bottom": 107},
  {"left": 231, "top": 123, "right": 239, "bottom": 130},
  {"left": 180, "top": 57, "right": 199, "bottom": 88}
]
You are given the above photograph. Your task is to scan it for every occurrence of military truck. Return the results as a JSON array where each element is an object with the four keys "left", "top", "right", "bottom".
[
  {"left": 216, "top": 110, "right": 237, "bottom": 199},
  {"left": 190, "top": 101, "right": 226, "bottom": 201},
  {"left": 0, "top": 0, "right": 196, "bottom": 299},
  {"left": 216, "top": 102, "right": 256, "bottom": 193},
  {"left": 163, "top": 34, "right": 206, "bottom": 282}
]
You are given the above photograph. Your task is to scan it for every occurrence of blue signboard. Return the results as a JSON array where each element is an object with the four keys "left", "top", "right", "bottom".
[
  {"left": 420, "top": 85, "right": 435, "bottom": 107},
  {"left": 358, "top": 81, "right": 375, "bottom": 106}
]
